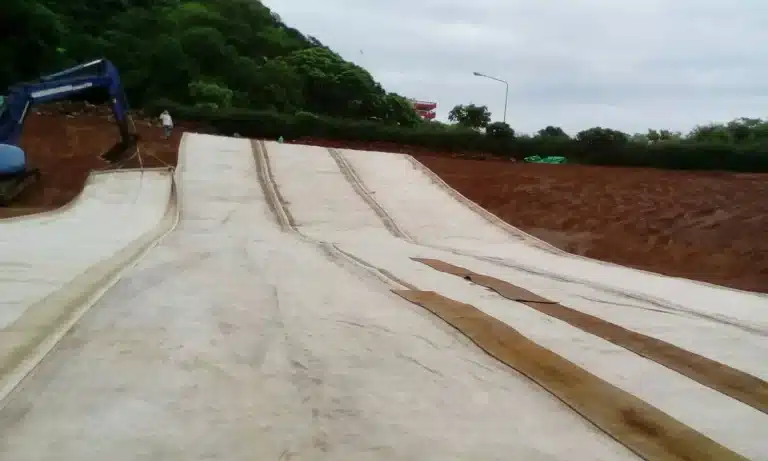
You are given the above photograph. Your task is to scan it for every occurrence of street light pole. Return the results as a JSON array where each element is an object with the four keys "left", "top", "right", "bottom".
[{"left": 473, "top": 71, "right": 509, "bottom": 124}]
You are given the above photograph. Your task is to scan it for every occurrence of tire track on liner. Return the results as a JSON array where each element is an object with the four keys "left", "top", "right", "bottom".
[
  {"left": 393, "top": 289, "right": 749, "bottom": 461},
  {"left": 326, "top": 147, "right": 683, "bottom": 319},
  {"left": 406, "top": 155, "right": 768, "bottom": 299},
  {"left": 323, "top": 146, "right": 752, "bottom": 460},
  {"left": 415, "top": 258, "right": 768, "bottom": 415},
  {"left": 332, "top": 149, "right": 765, "bottom": 336},
  {"left": 251, "top": 140, "right": 416, "bottom": 292},
  {"left": 326, "top": 147, "right": 768, "bottom": 407},
  {"left": 449, "top": 251, "right": 767, "bottom": 336},
  {"left": 327, "top": 148, "right": 415, "bottom": 242}
]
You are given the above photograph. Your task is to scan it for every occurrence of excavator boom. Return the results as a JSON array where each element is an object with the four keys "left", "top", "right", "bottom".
[{"left": 0, "top": 59, "right": 139, "bottom": 205}]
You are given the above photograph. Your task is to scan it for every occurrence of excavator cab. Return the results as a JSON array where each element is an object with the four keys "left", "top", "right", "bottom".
[{"left": 0, "top": 94, "right": 40, "bottom": 206}]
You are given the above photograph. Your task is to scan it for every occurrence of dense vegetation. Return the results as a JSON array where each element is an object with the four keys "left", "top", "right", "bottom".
[
  {"left": 3, "top": 0, "right": 421, "bottom": 125},
  {"left": 4, "top": 0, "right": 768, "bottom": 171}
]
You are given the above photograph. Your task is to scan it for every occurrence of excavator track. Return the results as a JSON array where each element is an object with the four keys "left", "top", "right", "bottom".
[{"left": 0, "top": 168, "right": 41, "bottom": 207}]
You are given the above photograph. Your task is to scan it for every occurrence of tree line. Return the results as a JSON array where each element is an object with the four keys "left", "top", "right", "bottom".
[
  {"left": 161, "top": 102, "right": 768, "bottom": 172},
  {"left": 447, "top": 103, "right": 768, "bottom": 147}
]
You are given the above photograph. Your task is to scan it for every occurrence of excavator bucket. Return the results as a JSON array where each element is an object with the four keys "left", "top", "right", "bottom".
[
  {"left": 100, "top": 109, "right": 140, "bottom": 164},
  {"left": 101, "top": 132, "right": 139, "bottom": 164}
]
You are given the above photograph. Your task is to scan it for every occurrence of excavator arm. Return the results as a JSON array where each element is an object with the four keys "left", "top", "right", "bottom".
[
  {"left": 1, "top": 59, "right": 138, "bottom": 156},
  {"left": 0, "top": 59, "right": 139, "bottom": 205}
]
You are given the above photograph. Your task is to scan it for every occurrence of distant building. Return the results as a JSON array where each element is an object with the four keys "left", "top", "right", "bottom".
[{"left": 408, "top": 99, "right": 437, "bottom": 120}]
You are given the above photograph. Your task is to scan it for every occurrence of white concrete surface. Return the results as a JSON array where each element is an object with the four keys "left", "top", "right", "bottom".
[
  {"left": 267, "top": 143, "right": 768, "bottom": 460},
  {"left": 0, "top": 170, "right": 173, "bottom": 328},
  {"left": 0, "top": 135, "right": 641, "bottom": 460}
]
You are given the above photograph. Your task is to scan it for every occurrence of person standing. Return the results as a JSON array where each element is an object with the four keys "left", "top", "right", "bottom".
[{"left": 160, "top": 110, "right": 173, "bottom": 139}]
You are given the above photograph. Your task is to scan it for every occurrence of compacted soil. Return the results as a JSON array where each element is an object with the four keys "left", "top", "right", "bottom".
[{"left": 4, "top": 120, "right": 766, "bottom": 293}]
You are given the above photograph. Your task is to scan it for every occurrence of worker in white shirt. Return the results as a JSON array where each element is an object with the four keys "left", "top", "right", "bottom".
[{"left": 160, "top": 110, "right": 173, "bottom": 139}]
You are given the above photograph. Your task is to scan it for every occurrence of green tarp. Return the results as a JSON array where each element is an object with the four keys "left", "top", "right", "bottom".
[{"left": 523, "top": 155, "right": 567, "bottom": 164}]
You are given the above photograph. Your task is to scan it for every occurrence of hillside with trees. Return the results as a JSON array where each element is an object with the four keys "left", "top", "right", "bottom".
[{"left": 2, "top": 0, "right": 421, "bottom": 125}]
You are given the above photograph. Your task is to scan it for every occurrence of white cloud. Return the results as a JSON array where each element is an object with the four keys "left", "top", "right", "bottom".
[{"left": 262, "top": 0, "right": 768, "bottom": 134}]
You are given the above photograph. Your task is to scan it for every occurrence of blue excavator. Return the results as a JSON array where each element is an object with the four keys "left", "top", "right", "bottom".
[{"left": 0, "top": 59, "right": 139, "bottom": 205}]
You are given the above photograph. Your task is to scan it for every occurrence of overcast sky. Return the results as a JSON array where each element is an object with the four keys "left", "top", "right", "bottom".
[{"left": 262, "top": 0, "right": 767, "bottom": 134}]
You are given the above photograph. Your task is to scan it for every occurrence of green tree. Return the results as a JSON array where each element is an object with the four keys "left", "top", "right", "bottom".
[
  {"left": 380, "top": 93, "right": 422, "bottom": 126},
  {"left": 576, "top": 127, "right": 629, "bottom": 145},
  {"left": 688, "top": 124, "right": 731, "bottom": 143},
  {"left": 448, "top": 104, "right": 491, "bottom": 129},
  {"left": 13, "top": 0, "right": 768, "bottom": 174},
  {"left": 188, "top": 80, "right": 233, "bottom": 110},
  {"left": 1, "top": 0, "right": 66, "bottom": 87},
  {"left": 272, "top": 46, "right": 413, "bottom": 121},
  {"left": 250, "top": 59, "right": 305, "bottom": 112},
  {"left": 5, "top": 0, "right": 415, "bottom": 120},
  {"left": 486, "top": 121, "right": 514, "bottom": 138},
  {"left": 179, "top": 27, "right": 238, "bottom": 79},
  {"left": 536, "top": 125, "right": 569, "bottom": 138},
  {"left": 726, "top": 117, "right": 764, "bottom": 143},
  {"left": 647, "top": 129, "right": 682, "bottom": 143}
]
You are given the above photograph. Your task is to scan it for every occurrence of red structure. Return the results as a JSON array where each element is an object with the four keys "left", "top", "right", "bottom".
[{"left": 409, "top": 99, "right": 437, "bottom": 120}]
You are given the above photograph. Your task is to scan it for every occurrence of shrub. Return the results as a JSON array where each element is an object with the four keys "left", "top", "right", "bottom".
[
  {"left": 486, "top": 122, "right": 515, "bottom": 139},
  {"left": 188, "top": 80, "right": 234, "bottom": 110}
]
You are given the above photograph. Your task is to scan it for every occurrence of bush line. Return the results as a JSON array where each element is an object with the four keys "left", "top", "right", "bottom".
[{"left": 152, "top": 102, "right": 768, "bottom": 172}]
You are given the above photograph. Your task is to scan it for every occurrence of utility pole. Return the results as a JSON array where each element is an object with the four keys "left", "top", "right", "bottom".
[{"left": 472, "top": 71, "right": 508, "bottom": 124}]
